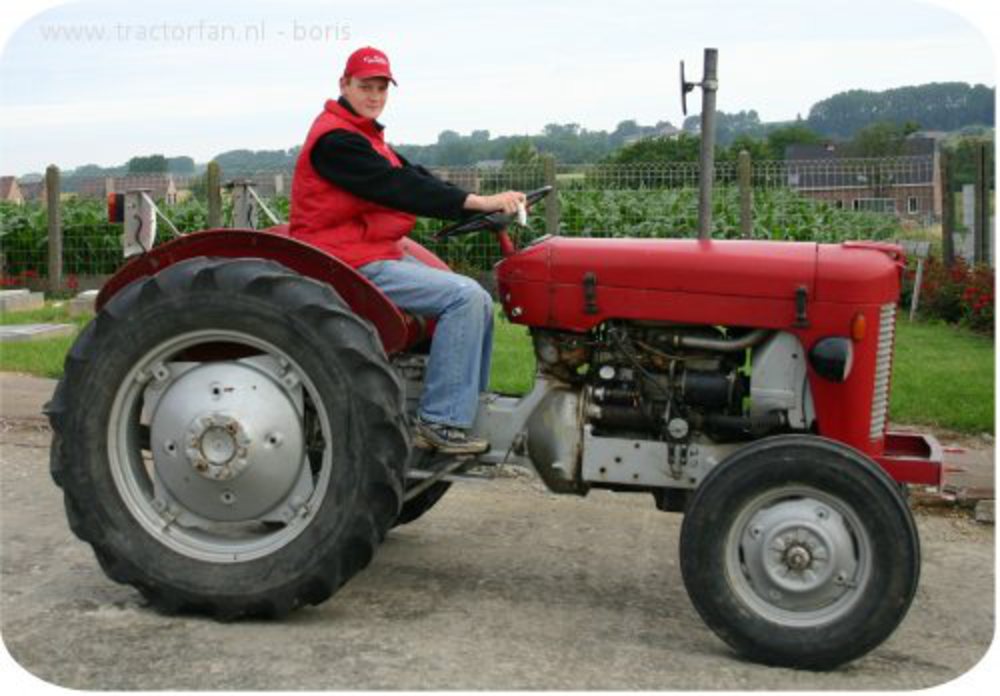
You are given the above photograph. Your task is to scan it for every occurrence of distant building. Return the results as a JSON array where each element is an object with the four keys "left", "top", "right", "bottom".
[
  {"left": 18, "top": 180, "right": 46, "bottom": 202},
  {"left": 784, "top": 136, "right": 940, "bottom": 219},
  {"left": 73, "top": 175, "right": 187, "bottom": 203},
  {"left": 0, "top": 176, "right": 23, "bottom": 204}
]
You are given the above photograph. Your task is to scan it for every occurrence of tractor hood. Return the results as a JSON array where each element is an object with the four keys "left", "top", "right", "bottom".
[{"left": 496, "top": 237, "right": 903, "bottom": 331}]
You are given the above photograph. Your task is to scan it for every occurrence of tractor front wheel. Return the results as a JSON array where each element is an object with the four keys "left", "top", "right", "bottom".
[{"left": 679, "top": 435, "right": 920, "bottom": 669}]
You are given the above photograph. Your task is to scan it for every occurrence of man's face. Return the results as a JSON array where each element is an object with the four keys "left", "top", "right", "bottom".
[{"left": 339, "top": 76, "right": 390, "bottom": 120}]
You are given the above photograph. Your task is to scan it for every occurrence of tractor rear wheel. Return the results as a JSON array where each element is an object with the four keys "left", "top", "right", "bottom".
[
  {"left": 679, "top": 435, "right": 920, "bottom": 669},
  {"left": 47, "top": 257, "right": 410, "bottom": 618}
]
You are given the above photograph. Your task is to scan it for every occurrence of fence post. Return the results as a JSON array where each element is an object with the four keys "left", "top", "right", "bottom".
[
  {"left": 738, "top": 150, "right": 752, "bottom": 238},
  {"left": 46, "top": 164, "right": 62, "bottom": 294},
  {"left": 973, "top": 142, "right": 991, "bottom": 265},
  {"left": 939, "top": 149, "right": 955, "bottom": 268},
  {"left": 543, "top": 154, "right": 560, "bottom": 236},
  {"left": 206, "top": 161, "right": 222, "bottom": 228}
]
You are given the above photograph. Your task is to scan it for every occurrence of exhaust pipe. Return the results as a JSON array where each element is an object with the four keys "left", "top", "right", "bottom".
[
  {"left": 681, "top": 48, "right": 719, "bottom": 240},
  {"left": 678, "top": 328, "right": 771, "bottom": 353}
]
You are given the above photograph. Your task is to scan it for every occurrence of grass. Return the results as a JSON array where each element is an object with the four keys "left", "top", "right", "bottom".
[
  {"left": 889, "top": 318, "right": 994, "bottom": 433},
  {"left": 1, "top": 303, "right": 993, "bottom": 434},
  {"left": 0, "top": 303, "right": 92, "bottom": 379},
  {"left": 488, "top": 310, "right": 536, "bottom": 395}
]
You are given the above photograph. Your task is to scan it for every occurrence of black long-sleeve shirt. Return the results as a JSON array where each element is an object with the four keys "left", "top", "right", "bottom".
[{"left": 310, "top": 97, "right": 470, "bottom": 220}]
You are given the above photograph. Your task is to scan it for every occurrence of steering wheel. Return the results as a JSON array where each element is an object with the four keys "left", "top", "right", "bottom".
[{"left": 435, "top": 185, "right": 553, "bottom": 240}]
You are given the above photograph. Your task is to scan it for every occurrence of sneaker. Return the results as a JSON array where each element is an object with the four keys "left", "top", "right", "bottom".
[{"left": 413, "top": 418, "right": 490, "bottom": 455}]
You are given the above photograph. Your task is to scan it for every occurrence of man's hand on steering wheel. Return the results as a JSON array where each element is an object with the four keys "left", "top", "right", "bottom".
[
  {"left": 464, "top": 191, "right": 527, "bottom": 216},
  {"left": 436, "top": 186, "right": 553, "bottom": 240}
]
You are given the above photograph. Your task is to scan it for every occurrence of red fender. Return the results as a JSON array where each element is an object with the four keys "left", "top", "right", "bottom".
[{"left": 95, "top": 227, "right": 440, "bottom": 354}]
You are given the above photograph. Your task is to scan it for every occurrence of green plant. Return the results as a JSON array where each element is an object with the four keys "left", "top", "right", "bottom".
[{"left": 902, "top": 256, "right": 994, "bottom": 334}]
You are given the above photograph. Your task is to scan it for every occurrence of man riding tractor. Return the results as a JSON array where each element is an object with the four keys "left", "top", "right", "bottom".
[{"left": 290, "top": 45, "right": 526, "bottom": 454}]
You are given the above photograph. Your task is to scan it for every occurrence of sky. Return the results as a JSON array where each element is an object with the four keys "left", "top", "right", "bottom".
[{"left": 0, "top": 0, "right": 996, "bottom": 176}]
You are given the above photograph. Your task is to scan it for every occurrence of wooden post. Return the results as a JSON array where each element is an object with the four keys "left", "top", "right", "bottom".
[
  {"left": 543, "top": 154, "right": 560, "bottom": 236},
  {"left": 909, "top": 257, "right": 925, "bottom": 321},
  {"left": 973, "top": 143, "right": 990, "bottom": 265},
  {"left": 939, "top": 150, "right": 955, "bottom": 267},
  {"left": 46, "top": 164, "right": 62, "bottom": 294},
  {"left": 206, "top": 161, "right": 222, "bottom": 228},
  {"left": 738, "top": 150, "right": 752, "bottom": 238},
  {"left": 901, "top": 241, "right": 930, "bottom": 321}
]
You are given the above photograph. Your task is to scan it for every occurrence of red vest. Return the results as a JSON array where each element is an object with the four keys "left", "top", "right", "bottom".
[{"left": 290, "top": 100, "right": 415, "bottom": 268}]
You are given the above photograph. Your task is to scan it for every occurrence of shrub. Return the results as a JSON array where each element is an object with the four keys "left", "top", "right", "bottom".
[{"left": 903, "top": 256, "right": 994, "bottom": 335}]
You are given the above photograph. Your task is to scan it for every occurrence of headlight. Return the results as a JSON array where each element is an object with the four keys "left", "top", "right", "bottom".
[{"left": 809, "top": 337, "right": 854, "bottom": 382}]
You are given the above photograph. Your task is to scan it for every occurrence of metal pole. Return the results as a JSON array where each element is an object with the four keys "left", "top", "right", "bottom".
[{"left": 698, "top": 48, "right": 718, "bottom": 240}]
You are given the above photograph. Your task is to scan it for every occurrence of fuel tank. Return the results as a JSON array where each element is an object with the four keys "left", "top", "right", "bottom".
[{"left": 496, "top": 236, "right": 903, "bottom": 331}]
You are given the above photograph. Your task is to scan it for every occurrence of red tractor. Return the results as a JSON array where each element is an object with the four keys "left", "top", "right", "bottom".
[{"left": 46, "top": 182, "right": 941, "bottom": 669}]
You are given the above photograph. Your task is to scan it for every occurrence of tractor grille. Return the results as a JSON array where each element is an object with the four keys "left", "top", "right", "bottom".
[{"left": 870, "top": 303, "right": 896, "bottom": 439}]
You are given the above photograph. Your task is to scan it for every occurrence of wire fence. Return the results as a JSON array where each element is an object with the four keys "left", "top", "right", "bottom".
[
  {"left": 410, "top": 157, "right": 940, "bottom": 272},
  {"left": 0, "top": 155, "right": 968, "bottom": 290}
]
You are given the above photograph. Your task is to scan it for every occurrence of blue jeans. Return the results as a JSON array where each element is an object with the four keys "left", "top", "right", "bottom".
[{"left": 359, "top": 256, "right": 494, "bottom": 429}]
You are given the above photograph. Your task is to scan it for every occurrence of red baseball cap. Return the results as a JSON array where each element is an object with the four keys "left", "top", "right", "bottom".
[{"left": 343, "top": 46, "right": 397, "bottom": 85}]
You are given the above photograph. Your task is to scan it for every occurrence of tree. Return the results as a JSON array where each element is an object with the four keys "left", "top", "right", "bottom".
[
  {"left": 765, "top": 125, "right": 824, "bottom": 160},
  {"left": 504, "top": 140, "right": 541, "bottom": 165},
  {"left": 167, "top": 156, "right": 196, "bottom": 174},
  {"left": 604, "top": 132, "right": 702, "bottom": 164},
  {"left": 807, "top": 82, "right": 995, "bottom": 138},
  {"left": 72, "top": 163, "right": 108, "bottom": 177},
  {"left": 850, "top": 121, "right": 918, "bottom": 158},
  {"left": 543, "top": 123, "right": 581, "bottom": 139},
  {"left": 682, "top": 110, "right": 765, "bottom": 145},
  {"left": 721, "top": 134, "right": 770, "bottom": 163},
  {"left": 610, "top": 119, "right": 641, "bottom": 146},
  {"left": 948, "top": 134, "right": 996, "bottom": 189},
  {"left": 127, "top": 154, "right": 169, "bottom": 173}
]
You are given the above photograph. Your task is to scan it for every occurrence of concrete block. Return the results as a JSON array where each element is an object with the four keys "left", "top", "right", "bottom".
[
  {"left": 0, "top": 323, "right": 75, "bottom": 343},
  {"left": 0, "top": 290, "right": 45, "bottom": 313},
  {"left": 68, "top": 290, "right": 99, "bottom": 317},
  {"left": 975, "top": 500, "right": 994, "bottom": 525}
]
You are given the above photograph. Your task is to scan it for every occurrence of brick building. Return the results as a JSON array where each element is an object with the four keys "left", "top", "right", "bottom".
[{"left": 785, "top": 137, "right": 941, "bottom": 219}]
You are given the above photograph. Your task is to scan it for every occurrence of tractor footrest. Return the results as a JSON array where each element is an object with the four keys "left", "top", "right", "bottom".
[{"left": 406, "top": 462, "right": 497, "bottom": 484}]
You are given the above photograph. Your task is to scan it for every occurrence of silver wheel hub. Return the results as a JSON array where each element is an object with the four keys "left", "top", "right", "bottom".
[
  {"left": 758, "top": 519, "right": 837, "bottom": 595},
  {"left": 728, "top": 490, "right": 870, "bottom": 626},
  {"left": 150, "top": 360, "right": 306, "bottom": 522},
  {"left": 185, "top": 413, "right": 251, "bottom": 481},
  {"left": 784, "top": 544, "right": 812, "bottom": 571}
]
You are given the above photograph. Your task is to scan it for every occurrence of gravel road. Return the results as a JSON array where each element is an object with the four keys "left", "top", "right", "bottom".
[{"left": 1, "top": 423, "right": 995, "bottom": 691}]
